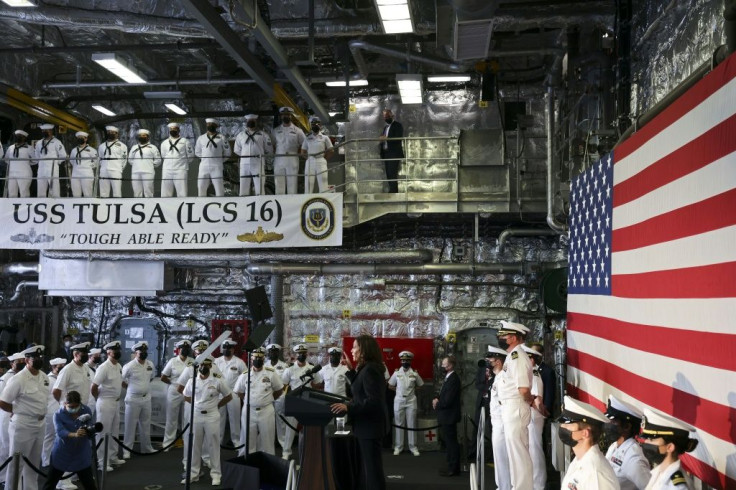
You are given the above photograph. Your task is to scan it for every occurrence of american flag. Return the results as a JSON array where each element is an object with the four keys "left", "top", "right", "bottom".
[{"left": 566, "top": 51, "right": 736, "bottom": 490}]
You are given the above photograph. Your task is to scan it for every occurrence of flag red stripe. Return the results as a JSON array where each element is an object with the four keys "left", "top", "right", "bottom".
[
  {"left": 564, "top": 382, "right": 736, "bottom": 490},
  {"left": 612, "top": 189, "right": 736, "bottom": 252},
  {"left": 611, "top": 261, "right": 736, "bottom": 298},
  {"left": 615, "top": 55, "right": 736, "bottom": 161},
  {"left": 567, "top": 312, "right": 736, "bottom": 371},
  {"left": 566, "top": 349, "right": 735, "bottom": 446},
  {"left": 613, "top": 113, "right": 736, "bottom": 207}
]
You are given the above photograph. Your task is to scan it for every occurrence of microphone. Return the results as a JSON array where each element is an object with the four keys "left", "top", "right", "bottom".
[
  {"left": 78, "top": 414, "right": 91, "bottom": 423},
  {"left": 299, "top": 364, "right": 322, "bottom": 380}
]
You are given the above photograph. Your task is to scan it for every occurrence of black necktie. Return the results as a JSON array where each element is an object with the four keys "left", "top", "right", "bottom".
[
  {"left": 41, "top": 139, "right": 51, "bottom": 155},
  {"left": 245, "top": 132, "right": 257, "bottom": 145},
  {"left": 13, "top": 146, "right": 19, "bottom": 157},
  {"left": 169, "top": 138, "right": 181, "bottom": 153},
  {"left": 207, "top": 134, "right": 218, "bottom": 148},
  {"left": 76, "top": 145, "right": 87, "bottom": 165},
  {"left": 104, "top": 141, "right": 115, "bottom": 157},
  {"left": 133, "top": 144, "right": 148, "bottom": 156}
]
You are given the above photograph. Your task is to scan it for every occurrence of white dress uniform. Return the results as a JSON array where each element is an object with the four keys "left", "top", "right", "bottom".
[
  {"left": 0, "top": 365, "right": 18, "bottom": 483},
  {"left": 5, "top": 142, "right": 36, "bottom": 198},
  {"left": 182, "top": 372, "right": 231, "bottom": 484},
  {"left": 214, "top": 354, "right": 246, "bottom": 445},
  {"left": 607, "top": 438, "right": 651, "bottom": 490},
  {"left": 234, "top": 127, "right": 272, "bottom": 196},
  {"left": 234, "top": 366, "right": 284, "bottom": 456},
  {"left": 195, "top": 132, "right": 231, "bottom": 197},
  {"left": 645, "top": 461, "right": 693, "bottom": 490},
  {"left": 267, "top": 356, "right": 290, "bottom": 452},
  {"left": 641, "top": 408, "right": 697, "bottom": 490},
  {"left": 322, "top": 363, "right": 349, "bottom": 398},
  {"left": 34, "top": 136, "right": 66, "bottom": 198},
  {"left": 98, "top": 138, "right": 128, "bottom": 197},
  {"left": 53, "top": 360, "right": 92, "bottom": 408},
  {"left": 68, "top": 144, "right": 99, "bottom": 197},
  {"left": 1, "top": 363, "right": 51, "bottom": 490},
  {"left": 42, "top": 370, "right": 60, "bottom": 467},
  {"left": 301, "top": 132, "right": 333, "bottom": 193},
  {"left": 92, "top": 358, "right": 124, "bottom": 467},
  {"left": 128, "top": 142, "right": 162, "bottom": 198},
  {"left": 84, "top": 358, "right": 99, "bottom": 420},
  {"left": 562, "top": 444, "right": 621, "bottom": 490},
  {"left": 528, "top": 366, "right": 547, "bottom": 490},
  {"left": 160, "top": 136, "right": 195, "bottom": 197},
  {"left": 161, "top": 354, "right": 194, "bottom": 447},
  {"left": 497, "top": 341, "right": 533, "bottom": 490},
  {"left": 121, "top": 357, "right": 156, "bottom": 456},
  {"left": 272, "top": 123, "right": 305, "bottom": 194},
  {"left": 490, "top": 372, "right": 511, "bottom": 490},
  {"left": 281, "top": 361, "right": 323, "bottom": 458},
  {"left": 388, "top": 365, "right": 424, "bottom": 453}
]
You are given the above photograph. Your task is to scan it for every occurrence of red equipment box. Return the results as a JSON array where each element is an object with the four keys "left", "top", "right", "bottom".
[
  {"left": 342, "top": 336, "right": 434, "bottom": 379},
  {"left": 211, "top": 319, "right": 250, "bottom": 361}
]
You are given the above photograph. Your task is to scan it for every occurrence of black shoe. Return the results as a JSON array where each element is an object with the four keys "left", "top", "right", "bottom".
[{"left": 438, "top": 469, "right": 460, "bottom": 477}]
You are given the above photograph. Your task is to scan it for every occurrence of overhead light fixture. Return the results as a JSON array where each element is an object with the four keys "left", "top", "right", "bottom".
[
  {"left": 92, "top": 105, "right": 116, "bottom": 117},
  {"left": 91, "top": 53, "right": 146, "bottom": 84},
  {"left": 375, "top": 0, "right": 414, "bottom": 34},
  {"left": 396, "top": 74, "right": 423, "bottom": 105},
  {"left": 427, "top": 75, "right": 472, "bottom": 83},
  {"left": 165, "top": 103, "right": 187, "bottom": 115},
  {"left": 1, "top": 0, "right": 36, "bottom": 6},
  {"left": 144, "top": 91, "right": 183, "bottom": 99},
  {"left": 325, "top": 79, "right": 369, "bottom": 87}
]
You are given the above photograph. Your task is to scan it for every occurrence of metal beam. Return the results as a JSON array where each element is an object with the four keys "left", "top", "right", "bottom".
[
  {"left": 180, "top": 0, "right": 275, "bottom": 97},
  {"left": 0, "top": 85, "right": 88, "bottom": 132},
  {"left": 44, "top": 78, "right": 258, "bottom": 90},
  {"left": 0, "top": 41, "right": 220, "bottom": 56}
]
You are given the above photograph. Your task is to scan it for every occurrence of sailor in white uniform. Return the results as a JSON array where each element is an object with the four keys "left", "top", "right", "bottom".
[
  {"left": 266, "top": 344, "right": 290, "bottom": 454},
  {"left": 300, "top": 116, "right": 333, "bottom": 193},
  {"left": 91, "top": 340, "right": 126, "bottom": 471},
  {"left": 34, "top": 123, "right": 66, "bottom": 198},
  {"left": 234, "top": 114, "right": 272, "bottom": 195},
  {"left": 280, "top": 344, "right": 322, "bottom": 459},
  {"left": 97, "top": 125, "right": 128, "bottom": 197},
  {"left": 0, "top": 353, "right": 24, "bottom": 485},
  {"left": 84, "top": 347, "right": 102, "bottom": 420},
  {"left": 128, "top": 129, "right": 162, "bottom": 197},
  {"left": 195, "top": 118, "right": 231, "bottom": 196},
  {"left": 5, "top": 130, "right": 36, "bottom": 198},
  {"left": 388, "top": 350, "right": 424, "bottom": 456},
  {"left": 160, "top": 122, "right": 195, "bottom": 197},
  {"left": 43, "top": 357, "right": 66, "bottom": 468},
  {"left": 322, "top": 346, "right": 349, "bottom": 398},
  {"left": 121, "top": 341, "right": 156, "bottom": 457},
  {"left": 640, "top": 408, "right": 698, "bottom": 490},
  {"left": 69, "top": 131, "right": 98, "bottom": 197},
  {"left": 272, "top": 107, "right": 305, "bottom": 194},
  {"left": 488, "top": 346, "right": 511, "bottom": 490},
  {"left": 214, "top": 339, "right": 246, "bottom": 446},
  {"left": 161, "top": 339, "right": 194, "bottom": 450},
  {"left": 604, "top": 395, "right": 650, "bottom": 490},
  {"left": 522, "top": 344, "right": 548, "bottom": 490}
]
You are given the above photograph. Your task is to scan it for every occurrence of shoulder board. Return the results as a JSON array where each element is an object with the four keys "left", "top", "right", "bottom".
[
  {"left": 213, "top": 373, "right": 222, "bottom": 378},
  {"left": 265, "top": 367, "right": 274, "bottom": 372},
  {"left": 511, "top": 351, "right": 519, "bottom": 360},
  {"left": 670, "top": 471, "right": 687, "bottom": 486},
  {"left": 186, "top": 361, "right": 194, "bottom": 366}
]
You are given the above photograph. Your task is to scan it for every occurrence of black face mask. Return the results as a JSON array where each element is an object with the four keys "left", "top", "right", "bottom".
[
  {"left": 384, "top": 117, "right": 393, "bottom": 124},
  {"left": 268, "top": 352, "right": 279, "bottom": 363},
  {"left": 199, "top": 366, "right": 210, "bottom": 376},
  {"left": 207, "top": 125, "right": 217, "bottom": 133},
  {"left": 169, "top": 130, "right": 180, "bottom": 138},
  {"left": 246, "top": 121, "right": 256, "bottom": 129},
  {"left": 402, "top": 362, "right": 411, "bottom": 369},
  {"left": 138, "top": 351, "right": 148, "bottom": 361},
  {"left": 641, "top": 442, "right": 666, "bottom": 466},
  {"left": 138, "top": 137, "right": 149, "bottom": 144},
  {"left": 107, "top": 133, "right": 116, "bottom": 141},
  {"left": 297, "top": 354, "right": 307, "bottom": 363},
  {"left": 93, "top": 357, "right": 102, "bottom": 365},
  {"left": 43, "top": 131, "right": 53, "bottom": 139},
  {"left": 112, "top": 350, "right": 122, "bottom": 360},
  {"left": 79, "top": 354, "right": 89, "bottom": 364},
  {"left": 180, "top": 346, "right": 192, "bottom": 357},
  {"left": 253, "top": 359, "right": 264, "bottom": 368},
  {"left": 77, "top": 138, "right": 86, "bottom": 145},
  {"left": 604, "top": 423, "right": 622, "bottom": 443},
  {"left": 223, "top": 348, "right": 233, "bottom": 357},
  {"left": 558, "top": 427, "right": 579, "bottom": 447},
  {"left": 15, "top": 137, "right": 26, "bottom": 145},
  {"left": 31, "top": 358, "right": 43, "bottom": 370},
  {"left": 497, "top": 338, "right": 510, "bottom": 350},
  {"left": 311, "top": 125, "right": 320, "bottom": 133},
  {"left": 439, "top": 366, "right": 447, "bottom": 375},
  {"left": 329, "top": 355, "right": 341, "bottom": 367},
  {"left": 12, "top": 363, "right": 23, "bottom": 373},
  {"left": 281, "top": 116, "right": 291, "bottom": 124}
]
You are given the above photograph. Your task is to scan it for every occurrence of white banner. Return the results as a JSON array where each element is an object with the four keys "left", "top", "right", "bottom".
[{"left": 0, "top": 194, "right": 342, "bottom": 249}]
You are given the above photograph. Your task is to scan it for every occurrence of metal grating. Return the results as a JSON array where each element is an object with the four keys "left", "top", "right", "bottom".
[{"left": 454, "top": 18, "right": 493, "bottom": 60}]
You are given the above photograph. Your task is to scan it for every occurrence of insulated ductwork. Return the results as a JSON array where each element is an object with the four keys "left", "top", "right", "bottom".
[
  {"left": 246, "top": 262, "right": 527, "bottom": 275},
  {"left": 437, "top": 0, "right": 499, "bottom": 61},
  {"left": 1, "top": 263, "right": 40, "bottom": 275},
  {"left": 9, "top": 281, "right": 38, "bottom": 302},
  {"left": 348, "top": 39, "right": 468, "bottom": 79}
]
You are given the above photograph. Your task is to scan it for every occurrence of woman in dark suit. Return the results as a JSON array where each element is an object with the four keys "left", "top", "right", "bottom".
[{"left": 331, "top": 335, "right": 388, "bottom": 490}]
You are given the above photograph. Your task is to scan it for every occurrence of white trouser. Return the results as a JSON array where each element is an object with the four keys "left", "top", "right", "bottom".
[
  {"left": 501, "top": 398, "right": 533, "bottom": 490},
  {"left": 37, "top": 164, "right": 60, "bottom": 198},
  {"left": 99, "top": 166, "right": 123, "bottom": 197},
  {"left": 163, "top": 386, "right": 186, "bottom": 447},
  {"left": 528, "top": 408, "right": 547, "bottom": 490},
  {"left": 42, "top": 412, "right": 55, "bottom": 467},
  {"left": 491, "top": 414, "right": 511, "bottom": 490},
  {"left": 8, "top": 414, "right": 44, "bottom": 490},
  {"left": 0, "top": 410, "right": 11, "bottom": 482},
  {"left": 304, "top": 157, "right": 328, "bottom": 193},
  {"left": 96, "top": 397, "right": 122, "bottom": 465},
  {"left": 184, "top": 411, "right": 221, "bottom": 480},
  {"left": 239, "top": 157, "right": 263, "bottom": 196},
  {"left": 274, "top": 396, "right": 286, "bottom": 450},
  {"left": 7, "top": 166, "right": 33, "bottom": 198},
  {"left": 71, "top": 166, "right": 95, "bottom": 197},
  {"left": 219, "top": 396, "right": 241, "bottom": 446},
  {"left": 131, "top": 171, "right": 155, "bottom": 198},
  {"left": 124, "top": 394, "right": 154, "bottom": 455},
  {"left": 161, "top": 170, "right": 188, "bottom": 197},
  {"left": 393, "top": 395, "right": 418, "bottom": 450},
  {"left": 239, "top": 404, "right": 276, "bottom": 457},
  {"left": 181, "top": 401, "right": 210, "bottom": 470},
  {"left": 198, "top": 165, "right": 224, "bottom": 197},
  {"left": 283, "top": 414, "right": 298, "bottom": 458},
  {"left": 273, "top": 156, "right": 299, "bottom": 194}
]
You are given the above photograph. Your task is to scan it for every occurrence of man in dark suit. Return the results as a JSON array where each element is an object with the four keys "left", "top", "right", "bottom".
[
  {"left": 378, "top": 109, "right": 404, "bottom": 193},
  {"left": 432, "top": 355, "right": 461, "bottom": 476}
]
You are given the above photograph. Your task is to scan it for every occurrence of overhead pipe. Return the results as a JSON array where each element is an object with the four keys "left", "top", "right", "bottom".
[
  {"left": 728, "top": 0, "right": 736, "bottom": 54},
  {"left": 246, "top": 262, "right": 527, "bottom": 275},
  {"left": 546, "top": 88, "right": 568, "bottom": 234},
  {"left": 348, "top": 40, "right": 469, "bottom": 78},
  {"left": 0, "top": 41, "right": 219, "bottom": 56},
  {"left": 1, "top": 263, "right": 39, "bottom": 275},
  {"left": 497, "top": 229, "right": 560, "bottom": 253},
  {"left": 9, "top": 281, "right": 38, "bottom": 302}
]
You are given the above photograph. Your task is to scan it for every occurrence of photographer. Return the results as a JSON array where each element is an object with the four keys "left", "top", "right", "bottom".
[{"left": 42, "top": 390, "right": 98, "bottom": 490}]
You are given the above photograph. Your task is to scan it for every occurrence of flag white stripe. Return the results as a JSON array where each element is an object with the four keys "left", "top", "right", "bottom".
[
  {"left": 614, "top": 76, "right": 736, "bottom": 185},
  {"left": 567, "top": 366, "right": 735, "bottom": 481},
  {"left": 610, "top": 225, "right": 736, "bottom": 275},
  {"left": 612, "top": 151, "right": 736, "bottom": 230},
  {"left": 568, "top": 295, "right": 736, "bottom": 335},
  {"left": 567, "top": 331, "right": 736, "bottom": 409}
]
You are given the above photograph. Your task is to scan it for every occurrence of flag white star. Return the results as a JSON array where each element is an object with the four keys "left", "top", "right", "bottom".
[
  {"left": 600, "top": 259, "right": 605, "bottom": 272},
  {"left": 588, "top": 275, "right": 592, "bottom": 286},
  {"left": 605, "top": 244, "right": 610, "bottom": 257},
  {"left": 607, "top": 154, "right": 611, "bottom": 167},
  {"left": 596, "top": 217, "right": 601, "bottom": 230},
  {"left": 596, "top": 247, "right": 601, "bottom": 258},
  {"left": 592, "top": 261, "right": 597, "bottom": 273},
  {"left": 605, "top": 276, "right": 609, "bottom": 287},
  {"left": 572, "top": 277, "right": 577, "bottom": 287},
  {"left": 606, "top": 185, "right": 611, "bottom": 198},
  {"left": 588, "top": 248, "right": 593, "bottom": 259},
  {"left": 577, "top": 264, "right": 581, "bottom": 274},
  {"left": 596, "top": 275, "right": 600, "bottom": 287},
  {"left": 605, "top": 214, "right": 610, "bottom": 228},
  {"left": 584, "top": 263, "right": 589, "bottom": 274},
  {"left": 592, "top": 233, "right": 597, "bottom": 246}
]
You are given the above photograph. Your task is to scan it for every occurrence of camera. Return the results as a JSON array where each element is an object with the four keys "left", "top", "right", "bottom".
[{"left": 77, "top": 414, "right": 103, "bottom": 437}]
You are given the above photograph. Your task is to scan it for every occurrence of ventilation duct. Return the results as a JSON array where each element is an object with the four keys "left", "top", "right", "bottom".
[{"left": 437, "top": 0, "right": 499, "bottom": 61}]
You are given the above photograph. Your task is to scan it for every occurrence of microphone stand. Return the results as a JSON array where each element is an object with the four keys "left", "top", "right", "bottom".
[{"left": 185, "top": 359, "right": 197, "bottom": 490}]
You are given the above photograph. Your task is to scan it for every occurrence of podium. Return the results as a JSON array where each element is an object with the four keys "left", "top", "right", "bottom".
[{"left": 285, "top": 387, "right": 349, "bottom": 490}]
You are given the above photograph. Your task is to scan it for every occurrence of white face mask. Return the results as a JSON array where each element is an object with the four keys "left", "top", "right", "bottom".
[{"left": 64, "top": 341, "right": 72, "bottom": 348}]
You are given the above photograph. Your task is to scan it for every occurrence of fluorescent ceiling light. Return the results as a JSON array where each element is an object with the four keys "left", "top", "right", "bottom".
[
  {"left": 427, "top": 75, "right": 472, "bottom": 83},
  {"left": 165, "top": 103, "right": 187, "bottom": 115},
  {"left": 91, "top": 53, "right": 146, "bottom": 84},
  {"left": 378, "top": 4, "right": 410, "bottom": 20},
  {"left": 1, "top": 0, "right": 36, "bottom": 6},
  {"left": 381, "top": 19, "right": 413, "bottom": 34},
  {"left": 325, "top": 79, "right": 369, "bottom": 87},
  {"left": 329, "top": 112, "right": 340, "bottom": 117},
  {"left": 374, "top": 0, "right": 413, "bottom": 34},
  {"left": 396, "top": 74, "right": 423, "bottom": 105},
  {"left": 92, "top": 105, "right": 116, "bottom": 117},
  {"left": 144, "top": 91, "right": 183, "bottom": 99}
]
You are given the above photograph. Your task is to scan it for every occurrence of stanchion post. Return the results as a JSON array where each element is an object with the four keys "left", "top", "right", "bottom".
[
  {"left": 100, "top": 434, "right": 110, "bottom": 490},
  {"left": 185, "top": 361, "right": 198, "bottom": 490},
  {"left": 11, "top": 452, "right": 21, "bottom": 490}
]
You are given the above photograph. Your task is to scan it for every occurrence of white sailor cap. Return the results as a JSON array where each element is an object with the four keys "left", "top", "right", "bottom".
[
  {"left": 71, "top": 342, "right": 90, "bottom": 351},
  {"left": 559, "top": 395, "right": 609, "bottom": 427},
  {"left": 8, "top": 353, "right": 24, "bottom": 361},
  {"left": 75, "top": 131, "right": 89, "bottom": 138},
  {"left": 522, "top": 344, "right": 542, "bottom": 358},
  {"left": 39, "top": 123, "right": 55, "bottom": 130},
  {"left": 205, "top": 118, "right": 218, "bottom": 124},
  {"left": 328, "top": 347, "right": 342, "bottom": 354},
  {"left": 167, "top": 122, "right": 180, "bottom": 129},
  {"left": 399, "top": 351, "right": 414, "bottom": 360},
  {"left": 201, "top": 356, "right": 215, "bottom": 365},
  {"left": 22, "top": 345, "right": 45, "bottom": 357},
  {"left": 640, "top": 407, "right": 696, "bottom": 441},
  {"left": 89, "top": 348, "right": 102, "bottom": 356},
  {"left": 132, "top": 341, "right": 148, "bottom": 351},
  {"left": 244, "top": 114, "right": 258, "bottom": 120},
  {"left": 175, "top": 339, "right": 191, "bottom": 348},
  {"left": 293, "top": 344, "right": 308, "bottom": 353},
  {"left": 605, "top": 395, "right": 643, "bottom": 423},
  {"left": 252, "top": 347, "right": 266, "bottom": 357},
  {"left": 105, "top": 126, "right": 119, "bottom": 132},
  {"left": 497, "top": 320, "right": 530, "bottom": 336},
  {"left": 279, "top": 107, "right": 294, "bottom": 114},
  {"left": 104, "top": 340, "right": 121, "bottom": 350},
  {"left": 192, "top": 339, "right": 209, "bottom": 351},
  {"left": 309, "top": 116, "right": 321, "bottom": 124},
  {"left": 49, "top": 358, "right": 67, "bottom": 366},
  {"left": 137, "top": 129, "right": 150, "bottom": 136},
  {"left": 14, "top": 130, "right": 28, "bottom": 137},
  {"left": 266, "top": 343, "right": 282, "bottom": 350},
  {"left": 486, "top": 345, "right": 507, "bottom": 358},
  {"left": 222, "top": 339, "right": 237, "bottom": 347}
]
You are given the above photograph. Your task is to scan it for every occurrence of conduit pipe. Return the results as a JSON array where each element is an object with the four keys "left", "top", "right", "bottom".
[
  {"left": 348, "top": 40, "right": 468, "bottom": 78},
  {"left": 497, "top": 229, "right": 559, "bottom": 253},
  {"left": 9, "top": 281, "right": 38, "bottom": 302},
  {"left": 728, "top": 0, "right": 736, "bottom": 54},
  {"left": 43, "top": 78, "right": 258, "bottom": 90},
  {"left": 546, "top": 88, "right": 568, "bottom": 234},
  {"left": 0, "top": 41, "right": 219, "bottom": 56},
  {"left": 1, "top": 263, "right": 39, "bottom": 275},
  {"left": 247, "top": 262, "right": 526, "bottom": 275}
]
